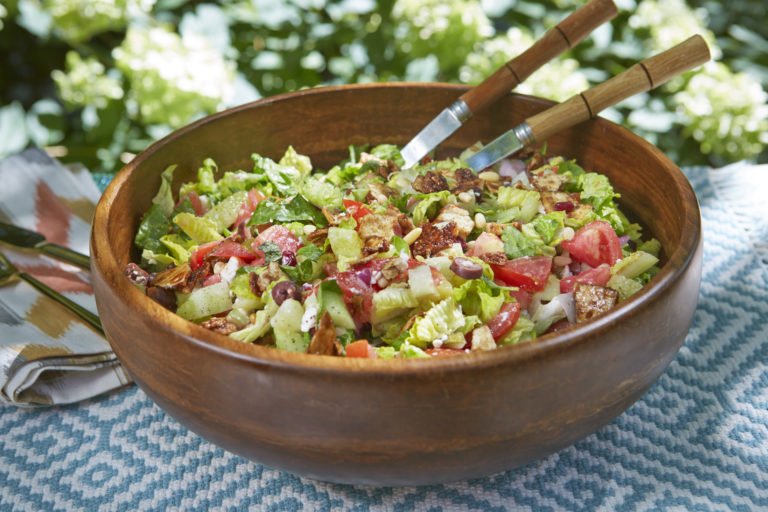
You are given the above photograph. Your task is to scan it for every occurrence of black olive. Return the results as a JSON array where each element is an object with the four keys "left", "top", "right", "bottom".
[
  {"left": 450, "top": 257, "right": 483, "bottom": 280},
  {"left": 271, "top": 280, "right": 302, "bottom": 306},
  {"left": 147, "top": 286, "right": 177, "bottom": 311}
]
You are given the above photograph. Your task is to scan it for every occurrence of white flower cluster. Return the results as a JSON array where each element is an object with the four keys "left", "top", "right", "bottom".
[
  {"left": 675, "top": 61, "right": 768, "bottom": 161},
  {"left": 460, "top": 27, "right": 590, "bottom": 102},
  {"left": 629, "top": 0, "right": 767, "bottom": 160},
  {"left": 629, "top": 0, "right": 720, "bottom": 58},
  {"left": 46, "top": 0, "right": 156, "bottom": 44},
  {"left": 113, "top": 24, "right": 235, "bottom": 128},
  {"left": 52, "top": 51, "right": 124, "bottom": 109},
  {"left": 392, "top": 0, "right": 493, "bottom": 73},
  {"left": 0, "top": 3, "right": 8, "bottom": 31}
]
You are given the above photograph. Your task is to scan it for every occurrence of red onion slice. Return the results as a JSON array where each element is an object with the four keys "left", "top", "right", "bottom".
[{"left": 450, "top": 257, "right": 484, "bottom": 279}]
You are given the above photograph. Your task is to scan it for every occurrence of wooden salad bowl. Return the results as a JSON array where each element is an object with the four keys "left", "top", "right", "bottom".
[{"left": 90, "top": 83, "right": 702, "bottom": 485}]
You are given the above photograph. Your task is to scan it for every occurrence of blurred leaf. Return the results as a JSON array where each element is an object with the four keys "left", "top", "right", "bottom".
[
  {"left": 26, "top": 98, "right": 65, "bottom": 147},
  {"left": 0, "top": 102, "right": 29, "bottom": 158}
]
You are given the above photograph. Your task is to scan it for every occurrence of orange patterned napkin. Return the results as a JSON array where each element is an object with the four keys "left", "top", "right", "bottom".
[{"left": 0, "top": 149, "right": 131, "bottom": 406}]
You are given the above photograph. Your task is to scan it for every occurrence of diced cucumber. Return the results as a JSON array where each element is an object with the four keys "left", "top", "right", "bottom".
[
  {"left": 611, "top": 250, "right": 658, "bottom": 279},
  {"left": 320, "top": 290, "right": 356, "bottom": 330},
  {"left": 176, "top": 281, "right": 232, "bottom": 321},
  {"left": 408, "top": 265, "right": 440, "bottom": 303},
  {"left": 274, "top": 329, "right": 309, "bottom": 353},
  {"left": 270, "top": 299, "right": 304, "bottom": 333}
]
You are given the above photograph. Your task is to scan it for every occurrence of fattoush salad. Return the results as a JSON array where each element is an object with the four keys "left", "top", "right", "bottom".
[{"left": 124, "top": 144, "right": 661, "bottom": 358}]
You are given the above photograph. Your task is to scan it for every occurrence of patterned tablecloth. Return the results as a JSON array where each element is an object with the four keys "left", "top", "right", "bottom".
[{"left": 0, "top": 155, "right": 766, "bottom": 510}]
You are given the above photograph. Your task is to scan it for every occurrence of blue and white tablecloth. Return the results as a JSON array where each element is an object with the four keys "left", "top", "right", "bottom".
[{"left": 0, "top": 160, "right": 766, "bottom": 510}]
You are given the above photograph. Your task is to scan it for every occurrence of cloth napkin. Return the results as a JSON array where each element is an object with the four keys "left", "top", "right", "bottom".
[
  {"left": 0, "top": 158, "right": 765, "bottom": 509},
  {"left": 0, "top": 149, "right": 132, "bottom": 406}
]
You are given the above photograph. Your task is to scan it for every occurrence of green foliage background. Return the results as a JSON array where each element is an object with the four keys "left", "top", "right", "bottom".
[{"left": 1, "top": 0, "right": 766, "bottom": 174}]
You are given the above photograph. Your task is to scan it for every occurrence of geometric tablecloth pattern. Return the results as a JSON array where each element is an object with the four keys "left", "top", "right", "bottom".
[{"left": 1, "top": 162, "right": 766, "bottom": 510}]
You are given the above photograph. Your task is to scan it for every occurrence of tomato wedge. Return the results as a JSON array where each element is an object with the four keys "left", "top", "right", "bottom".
[
  {"left": 252, "top": 225, "right": 302, "bottom": 255},
  {"left": 487, "top": 302, "right": 521, "bottom": 341},
  {"left": 233, "top": 188, "right": 267, "bottom": 232},
  {"left": 560, "top": 220, "right": 622, "bottom": 268},
  {"left": 491, "top": 256, "right": 552, "bottom": 292},
  {"left": 559, "top": 264, "right": 611, "bottom": 293},
  {"left": 343, "top": 199, "right": 373, "bottom": 223},
  {"left": 190, "top": 240, "right": 220, "bottom": 270},
  {"left": 179, "top": 190, "right": 206, "bottom": 216},
  {"left": 345, "top": 339, "right": 378, "bottom": 358},
  {"left": 208, "top": 240, "right": 258, "bottom": 263}
]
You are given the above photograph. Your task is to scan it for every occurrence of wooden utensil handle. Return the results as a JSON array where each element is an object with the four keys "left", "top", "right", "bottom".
[
  {"left": 460, "top": 0, "right": 618, "bottom": 113},
  {"left": 527, "top": 35, "right": 710, "bottom": 142}
]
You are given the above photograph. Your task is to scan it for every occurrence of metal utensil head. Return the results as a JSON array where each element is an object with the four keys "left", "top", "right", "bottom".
[
  {"left": 0, "top": 221, "right": 46, "bottom": 249},
  {"left": 465, "top": 122, "right": 534, "bottom": 172},
  {"left": 401, "top": 100, "right": 471, "bottom": 169}
]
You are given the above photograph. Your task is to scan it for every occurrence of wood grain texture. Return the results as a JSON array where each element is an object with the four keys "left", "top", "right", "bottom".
[
  {"left": 460, "top": 0, "right": 617, "bottom": 113},
  {"left": 90, "top": 83, "right": 702, "bottom": 485},
  {"left": 528, "top": 35, "right": 710, "bottom": 143}
]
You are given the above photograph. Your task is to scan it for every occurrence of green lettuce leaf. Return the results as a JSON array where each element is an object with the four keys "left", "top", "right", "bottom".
[
  {"left": 451, "top": 278, "right": 505, "bottom": 323},
  {"left": 300, "top": 176, "right": 343, "bottom": 210},
  {"left": 370, "top": 143, "right": 404, "bottom": 167},
  {"left": 173, "top": 212, "right": 223, "bottom": 244},
  {"left": 159, "top": 233, "right": 192, "bottom": 266},
  {"left": 252, "top": 153, "right": 305, "bottom": 197},
  {"left": 411, "top": 190, "right": 456, "bottom": 226},
  {"left": 496, "top": 187, "right": 541, "bottom": 223},
  {"left": 152, "top": 164, "right": 177, "bottom": 217},
  {"left": 135, "top": 204, "right": 170, "bottom": 253},
  {"left": 497, "top": 313, "right": 536, "bottom": 346},
  {"left": 500, "top": 225, "right": 542, "bottom": 259},
  {"left": 404, "top": 297, "right": 466, "bottom": 349},
  {"left": 257, "top": 241, "right": 283, "bottom": 263},
  {"left": 531, "top": 211, "right": 566, "bottom": 245},
  {"left": 279, "top": 145, "right": 312, "bottom": 174},
  {"left": 327, "top": 227, "right": 362, "bottom": 272},
  {"left": 248, "top": 195, "right": 327, "bottom": 227}
]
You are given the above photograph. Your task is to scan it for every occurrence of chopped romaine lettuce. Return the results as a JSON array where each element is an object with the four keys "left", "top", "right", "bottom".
[
  {"left": 327, "top": 227, "right": 362, "bottom": 272},
  {"left": 404, "top": 297, "right": 466, "bottom": 349},
  {"left": 498, "top": 313, "right": 536, "bottom": 345},
  {"left": 496, "top": 187, "right": 541, "bottom": 223},
  {"left": 501, "top": 225, "right": 538, "bottom": 259},
  {"left": 607, "top": 274, "right": 643, "bottom": 301},
  {"left": 252, "top": 152, "right": 306, "bottom": 197},
  {"left": 451, "top": 278, "right": 504, "bottom": 323},
  {"left": 229, "top": 309, "right": 271, "bottom": 343},
  {"left": 411, "top": 190, "right": 456, "bottom": 226},
  {"left": 372, "top": 285, "right": 417, "bottom": 324},
  {"left": 300, "top": 176, "right": 343, "bottom": 210},
  {"left": 279, "top": 146, "right": 312, "bottom": 175},
  {"left": 173, "top": 212, "right": 223, "bottom": 244},
  {"left": 531, "top": 211, "right": 566, "bottom": 245},
  {"left": 152, "top": 164, "right": 177, "bottom": 217}
]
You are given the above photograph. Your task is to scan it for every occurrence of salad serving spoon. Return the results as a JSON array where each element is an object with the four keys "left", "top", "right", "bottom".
[
  {"left": 0, "top": 250, "right": 103, "bottom": 334},
  {"left": 400, "top": 0, "right": 619, "bottom": 169},
  {"left": 465, "top": 35, "right": 711, "bottom": 171}
]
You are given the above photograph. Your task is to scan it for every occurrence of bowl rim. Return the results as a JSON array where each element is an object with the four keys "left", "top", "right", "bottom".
[{"left": 92, "top": 82, "right": 701, "bottom": 377}]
